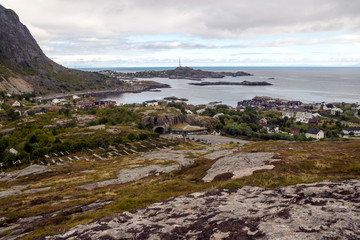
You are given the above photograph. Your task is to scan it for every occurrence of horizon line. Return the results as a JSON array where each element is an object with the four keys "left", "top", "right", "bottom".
[{"left": 74, "top": 65, "right": 360, "bottom": 69}]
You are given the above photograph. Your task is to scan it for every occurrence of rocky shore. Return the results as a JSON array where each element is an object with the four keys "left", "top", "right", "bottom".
[
  {"left": 48, "top": 179, "right": 360, "bottom": 240},
  {"left": 41, "top": 82, "right": 170, "bottom": 100}
]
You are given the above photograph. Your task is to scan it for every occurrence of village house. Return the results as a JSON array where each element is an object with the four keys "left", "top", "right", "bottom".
[
  {"left": 79, "top": 103, "right": 94, "bottom": 110},
  {"left": 33, "top": 97, "right": 42, "bottom": 103},
  {"left": 259, "top": 118, "right": 268, "bottom": 126},
  {"left": 282, "top": 111, "right": 296, "bottom": 119},
  {"left": 287, "top": 101, "right": 303, "bottom": 107},
  {"left": 295, "top": 112, "right": 313, "bottom": 123},
  {"left": 52, "top": 98, "right": 65, "bottom": 105},
  {"left": 12, "top": 100, "right": 21, "bottom": 107},
  {"left": 206, "top": 101, "right": 221, "bottom": 109},
  {"left": 144, "top": 100, "right": 158, "bottom": 107},
  {"left": 321, "top": 103, "right": 334, "bottom": 113},
  {"left": 94, "top": 100, "right": 116, "bottom": 108},
  {"left": 331, "top": 107, "right": 344, "bottom": 115},
  {"left": 265, "top": 124, "right": 280, "bottom": 133},
  {"left": 308, "top": 118, "right": 319, "bottom": 125},
  {"left": 306, "top": 128, "right": 325, "bottom": 139},
  {"left": 237, "top": 99, "right": 261, "bottom": 108},
  {"left": 343, "top": 127, "right": 360, "bottom": 137}
]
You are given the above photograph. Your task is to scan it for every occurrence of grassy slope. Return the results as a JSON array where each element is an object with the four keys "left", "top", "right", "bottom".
[{"left": 0, "top": 139, "right": 359, "bottom": 238}]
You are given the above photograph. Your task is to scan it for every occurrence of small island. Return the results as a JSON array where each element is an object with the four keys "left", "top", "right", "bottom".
[{"left": 188, "top": 81, "right": 272, "bottom": 86}]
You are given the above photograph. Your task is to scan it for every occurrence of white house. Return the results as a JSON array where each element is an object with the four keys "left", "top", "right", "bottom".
[
  {"left": 322, "top": 103, "right": 334, "bottom": 111},
  {"left": 144, "top": 100, "right": 158, "bottom": 107},
  {"left": 12, "top": 101, "right": 21, "bottom": 107},
  {"left": 331, "top": 107, "right": 343, "bottom": 115},
  {"left": 282, "top": 111, "right": 296, "bottom": 119},
  {"left": 265, "top": 124, "right": 280, "bottom": 133},
  {"left": 306, "top": 128, "right": 325, "bottom": 139},
  {"left": 295, "top": 112, "right": 313, "bottom": 123},
  {"left": 343, "top": 127, "right": 360, "bottom": 137},
  {"left": 52, "top": 98, "right": 65, "bottom": 104}
]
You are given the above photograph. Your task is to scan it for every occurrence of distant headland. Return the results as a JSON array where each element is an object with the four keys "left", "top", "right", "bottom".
[{"left": 101, "top": 66, "right": 253, "bottom": 80}]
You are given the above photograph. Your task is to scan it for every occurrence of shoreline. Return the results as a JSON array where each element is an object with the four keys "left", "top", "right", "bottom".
[{"left": 41, "top": 82, "right": 170, "bottom": 100}]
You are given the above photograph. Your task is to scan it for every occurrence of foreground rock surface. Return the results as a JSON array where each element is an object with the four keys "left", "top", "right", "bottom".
[
  {"left": 202, "top": 152, "right": 276, "bottom": 182},
  {"left": 48, "top": 180, "right": 360, "bottom": 240}
]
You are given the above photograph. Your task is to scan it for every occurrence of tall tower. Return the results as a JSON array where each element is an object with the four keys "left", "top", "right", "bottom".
[{"left": 179, "top": 57, "right": 181, "bottom": 67}]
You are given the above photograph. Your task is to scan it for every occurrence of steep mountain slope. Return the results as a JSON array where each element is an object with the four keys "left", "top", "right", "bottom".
[{"left": 0, "top": 4, "right": 116, "bottom": 94}]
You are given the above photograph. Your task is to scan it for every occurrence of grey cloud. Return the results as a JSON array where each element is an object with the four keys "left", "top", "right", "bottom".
[
  {"left": 3, "top": 0, "right": 360, "bottom": 41},
  {"left": 2, "top": 0, "right": 360, "bottom": 66}
]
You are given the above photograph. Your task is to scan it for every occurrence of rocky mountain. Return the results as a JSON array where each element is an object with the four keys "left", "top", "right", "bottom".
[{"left": 0, "top": 4, "right": 117, "bottom": 95}]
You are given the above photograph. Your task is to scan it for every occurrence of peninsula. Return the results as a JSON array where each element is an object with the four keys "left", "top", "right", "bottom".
[{"left": 103, "top": 66, "right": 252, "bottom": 80}]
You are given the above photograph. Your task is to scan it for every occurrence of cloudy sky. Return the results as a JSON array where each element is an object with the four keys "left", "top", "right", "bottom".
[{"left": 2, "top": 0, "right": 360, "bottom": 67}]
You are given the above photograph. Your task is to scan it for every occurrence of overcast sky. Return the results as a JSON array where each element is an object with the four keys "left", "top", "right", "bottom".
[{"left": 2, "top": 0, "right": 360, "bottom": 67}]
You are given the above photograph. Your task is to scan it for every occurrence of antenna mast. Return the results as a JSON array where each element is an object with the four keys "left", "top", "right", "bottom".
[{"left": 179, "top": 57, "right": 181, "bottom": 67}]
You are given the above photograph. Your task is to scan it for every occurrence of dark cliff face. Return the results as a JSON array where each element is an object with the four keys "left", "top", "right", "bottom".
[
  {"left": 0, "top": 6, "right": 52, "bottom": 73},
  {"left": 0, "top": 4, "right": 113, "bottom": 94}
]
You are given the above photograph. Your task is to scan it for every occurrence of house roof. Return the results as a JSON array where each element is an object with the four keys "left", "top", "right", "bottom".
[
  {"left": 307, "top": 128, "right": 321, "bottom": 134},
  {"left": 265, "top": 124, "right": 279, "bottom": 128},
  {"left": 309, "top": 118, "right": 318, "bottom": 123},
  {"left": 344, "top": 127, "right": 360, "bottom": 131}
]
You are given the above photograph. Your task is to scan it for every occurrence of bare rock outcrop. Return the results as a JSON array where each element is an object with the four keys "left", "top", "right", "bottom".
[
  {"left": 202, "top": 152, "right": 276, "bottom": 182},
  {"left": 142, "top": 113, "right": 184, "bottom": 131},
  {"left": 186, "top": 114, "right": 218, "bottom": 128},
  {"left": 48, "top": 180, "right": 360, "bottom": 240}
]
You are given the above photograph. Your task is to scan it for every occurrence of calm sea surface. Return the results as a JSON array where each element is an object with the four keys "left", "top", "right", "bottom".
[{"left": 79, "top": 67, "right": 360, "bottom": 107}]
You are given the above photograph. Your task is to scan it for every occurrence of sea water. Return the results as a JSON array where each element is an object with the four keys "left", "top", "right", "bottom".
[{"left": 79, "top": 67, "right": 360, "bottom": 107}]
